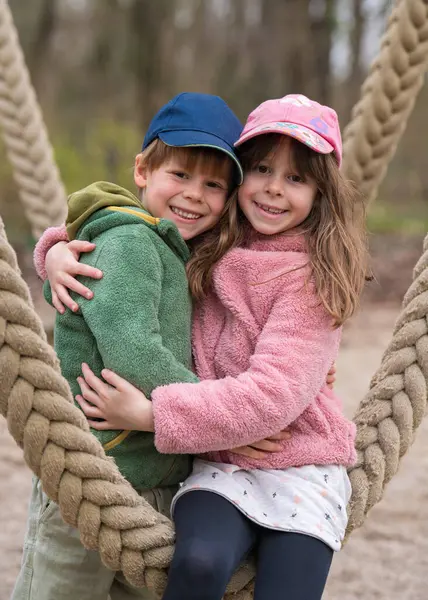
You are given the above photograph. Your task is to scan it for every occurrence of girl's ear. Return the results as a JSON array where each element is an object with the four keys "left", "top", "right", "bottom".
[{"left": 134, "top": 153, "right": 148, "bottom": 189}]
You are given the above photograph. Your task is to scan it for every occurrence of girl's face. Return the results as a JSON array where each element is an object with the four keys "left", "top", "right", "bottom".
[{"left": 238, "top": 137, "right": 318, "bottom": 236}]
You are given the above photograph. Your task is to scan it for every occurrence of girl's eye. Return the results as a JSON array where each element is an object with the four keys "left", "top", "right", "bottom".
[
  {"left": 256, "top": 164, "right": 270, "bottom": 174},
  {"left": 173, "top": 171, "right": 188, "bottom": 179},
  {"left": 288, "top": 174, "right": 303, "bottom": 183},
  {"left": 206, "top": 181, "right": 224, "bottom": 189}
]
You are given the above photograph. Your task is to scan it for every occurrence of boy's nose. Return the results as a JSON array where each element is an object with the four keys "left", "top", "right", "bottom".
[{"left": 183, "top": 182, "right": 203, "bottom": 201}]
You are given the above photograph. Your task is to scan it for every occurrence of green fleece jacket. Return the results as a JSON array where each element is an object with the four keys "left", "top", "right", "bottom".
[{"left": 45, "top": 182, "right": 198, "bottom": 491}]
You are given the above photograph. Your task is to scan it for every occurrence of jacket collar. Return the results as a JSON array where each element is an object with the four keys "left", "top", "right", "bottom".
[{"left": 245, "top": 226, "right": 307, "bottom": 254}]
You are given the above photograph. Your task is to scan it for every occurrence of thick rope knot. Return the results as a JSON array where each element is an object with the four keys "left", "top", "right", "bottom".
[
  {"left": 346, "top": 232, "right": 428, "bottom": 535},
  {"left": 0, "top": 0, "right": 67, "bottom": 239},
  {"left": 342, "top": 0, "right": 428, "bottom": 202}
]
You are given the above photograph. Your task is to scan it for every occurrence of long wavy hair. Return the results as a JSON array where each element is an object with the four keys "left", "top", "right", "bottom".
[{"left": 188, "top": 133, "right": 369, "bottom": 327}]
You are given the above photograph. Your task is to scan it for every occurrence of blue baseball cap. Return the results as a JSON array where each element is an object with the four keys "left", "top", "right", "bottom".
[{"left": 143, "top": 92, "right": 243, "bottom": 184}]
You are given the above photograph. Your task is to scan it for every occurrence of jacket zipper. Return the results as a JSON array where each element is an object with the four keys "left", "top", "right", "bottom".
[{"left": 103, "top": 430, "right": 132, "bottom": 452}]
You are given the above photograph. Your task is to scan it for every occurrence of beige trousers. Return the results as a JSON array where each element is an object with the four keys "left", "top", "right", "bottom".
[{"left": 12, "top": 477, "right": 175, "bottom": 600}]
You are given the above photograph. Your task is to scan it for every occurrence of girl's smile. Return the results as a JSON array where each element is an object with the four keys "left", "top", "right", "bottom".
[{"left": 253, "top": 201, "right": 289, "bottom": 218}]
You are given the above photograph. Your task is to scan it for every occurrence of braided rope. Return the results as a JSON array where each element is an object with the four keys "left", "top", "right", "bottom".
[
  {"left": 341, "top": 0, "right": 428, "bottom": 535},
  {"left": 346, "top": 232, "right": 428, "bottom": 536},
  {"left": 342, "top": 0, "right": 428, "bottom": 201},
  {"left": 0, "top": 0, "right": 67, "bottom": 239},
  {"left": 0, "top": 224, "right": 254, "bottom": 596},
  {"left": 0, "top": 0, "right": 428, "bottom": 598}
]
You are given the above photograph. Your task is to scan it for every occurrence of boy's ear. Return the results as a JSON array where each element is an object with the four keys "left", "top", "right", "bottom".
[{"left": 134, "top": 153, "right": 148, "bottom": 189}]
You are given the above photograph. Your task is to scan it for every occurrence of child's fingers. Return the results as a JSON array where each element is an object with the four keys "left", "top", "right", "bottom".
[
  {"left": 77, "top": 376, "right": 104, "bottom": 406},
  {"left": 68, "top": 240, "right": 96, "bottom": 255},
  {"left": 74, "top": 262, "right": 103, "bottom": 280},
  {"left": 267, "top": 430, "right": 291, "bottom": 442},
  {"left": 55, "top": 284, "right": 79, "bottom": 312},
  {"left": 231, "top": 445, "right": 268, "bottom": 460},
  {"left": 60, "top": 273, "right": 94, "bottom": 300},
  {"left": 75, "top": 394, "right": 105, "bottom": 419},
  {"left": 81, "top": 363, "right": 112, "bottom": 397},
  {"left": 51, "top": 290, "right": 65, "bottom": 314},
  {"left": 100, "top": 369, "right": 130, "bottom": 392},
  {"left": 249, "top": 439, "right": 282, "bottom": 452},
  {"left": 86, "top": 419, "right": 114, "bottom": 431}
]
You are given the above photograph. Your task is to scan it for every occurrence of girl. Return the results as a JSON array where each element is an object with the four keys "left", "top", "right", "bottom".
[{"left": 36, "top": 94, "right": 365, "bottom": 599}]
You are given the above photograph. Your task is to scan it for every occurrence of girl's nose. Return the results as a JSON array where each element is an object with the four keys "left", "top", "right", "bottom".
[{"left": 266, "top": 177, "right": 284, "bottom": 197}]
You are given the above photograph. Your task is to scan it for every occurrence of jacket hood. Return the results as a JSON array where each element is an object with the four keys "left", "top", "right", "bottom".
[{"left": 66, "top": 181, "right": 143, "bottom": 240}]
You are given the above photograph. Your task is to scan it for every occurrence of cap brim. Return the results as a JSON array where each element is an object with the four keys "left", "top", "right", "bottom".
[
  {"left": 234, "top": 122, "right": 334, "bottom": 156},
  {"left": 159, "top": 130, "right": 243, "bottom": 184}
]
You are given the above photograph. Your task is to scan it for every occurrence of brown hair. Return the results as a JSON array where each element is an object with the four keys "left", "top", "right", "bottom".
[
  {"left": 136, "top": 139, "right": 240, "bottom": 298},
  {"left": 189, "top": 133, "right": 369, "bottom": 327},
  {"left": 136, "top": 139, "right": 236, "bottom": 193}
]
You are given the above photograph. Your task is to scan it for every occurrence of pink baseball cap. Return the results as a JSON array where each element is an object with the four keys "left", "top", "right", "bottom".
[{"left": 234, "top": 94, "right": 342, "bottom": 167}]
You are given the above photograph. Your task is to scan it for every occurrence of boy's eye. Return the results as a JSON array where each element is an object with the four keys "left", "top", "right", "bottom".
[
  {"left": 206, "top": 181, "right": 224, "bottom": 189},
  {"left": 173, "top": 171, "right": 188, "bottom": 179}
]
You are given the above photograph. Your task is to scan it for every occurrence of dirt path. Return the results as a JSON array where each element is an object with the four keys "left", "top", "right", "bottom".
[{"left": 1, "top": 302, "right": 427, "bottom": 599}]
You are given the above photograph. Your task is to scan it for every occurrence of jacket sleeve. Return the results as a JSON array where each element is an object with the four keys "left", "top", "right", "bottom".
[
  {"left": 152, "top": 270, "right": 340, "bottom": 454},
  {"left": 77, "top": 230, "right": 198, "bottom": 395},
  {"left": 33, "top": 224, "right": 69, "bottom": 280}
]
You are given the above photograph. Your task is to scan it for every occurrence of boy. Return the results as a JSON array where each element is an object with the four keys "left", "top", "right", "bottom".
[{"left": 12, "top": 92, "right": 243, "bottom": 600}]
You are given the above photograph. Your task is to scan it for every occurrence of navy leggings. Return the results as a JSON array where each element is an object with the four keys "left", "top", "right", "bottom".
[{"left": 162, "top": 491, "right": 333, "bottom": 600}]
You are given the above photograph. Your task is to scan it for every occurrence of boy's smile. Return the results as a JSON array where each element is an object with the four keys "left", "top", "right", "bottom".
[{"left": 135, "top": 157, "right": 231, "bottom": 240}]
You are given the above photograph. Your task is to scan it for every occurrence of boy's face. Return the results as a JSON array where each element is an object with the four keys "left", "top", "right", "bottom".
[{"left": 134, "top": 157, "right": 231, "bottom": 240}]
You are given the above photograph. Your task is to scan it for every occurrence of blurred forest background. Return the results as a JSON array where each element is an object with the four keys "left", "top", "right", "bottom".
[
  {"left": 3, "top": 4, "right": 428, "bottom": 597},
  {"left": 2, "top": 0, "right": 428, "bottom": 301}
]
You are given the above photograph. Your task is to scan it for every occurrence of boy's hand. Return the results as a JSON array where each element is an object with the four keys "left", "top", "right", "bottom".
[
  {"left": 231, "top": 429, "right": 291, "bottom": 460},
  {"left": 76, "top": 363, "right": 154, "bottom": 432},
  {"left": 46, "top": 240, "right": 103, "bottom": 313}
]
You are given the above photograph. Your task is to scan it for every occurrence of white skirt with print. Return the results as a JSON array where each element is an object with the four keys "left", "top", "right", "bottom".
[{"left": 171, "top": 459, "right": 352, "bottom": 551}]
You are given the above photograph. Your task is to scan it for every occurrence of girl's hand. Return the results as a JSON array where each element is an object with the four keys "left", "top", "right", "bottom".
[
  {"left": 231, "top": 429, "right": 291, "bottom": 460},
  {"left": 46, "top": 240, "right": 103, "bottom": 314},
  {"left": 76, "top": 363, "right": 154, "bottom": 432},
  {"left": 326, "top": 363, "right": 336, "bottom": 389}
]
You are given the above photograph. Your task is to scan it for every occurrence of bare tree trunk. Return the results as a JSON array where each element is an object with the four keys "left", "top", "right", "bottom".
[
  {"left": 173, "top": 0, "right": 216, "bottom": 94},
  {"left": 28, "top": 0, "right": 57, "bottom": 91},
  {"left": 215, "top": 0, "right": 249, "bottom": 113},
  {"left": 281, "top": 0, "right": 314, "bottom": 96},
  {"left": 310, "top": 0, "right": 335, "bottom": 105},
  {"left": 90, "top": 0, "right": 128, "bottom": 117},
  {"left": 128, "top": 0, "right": 175, "bottom": 130},
  {"left": 345, "top": 0, "right": 365, "bottom": 120},
  {"left": 9, "top": 0, "right": 58, "bottom": 95}
]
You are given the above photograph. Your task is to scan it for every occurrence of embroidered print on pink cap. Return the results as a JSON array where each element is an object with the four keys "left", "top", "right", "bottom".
[{"left": 235, "top": 94, "right": 342, "bottom": 166}]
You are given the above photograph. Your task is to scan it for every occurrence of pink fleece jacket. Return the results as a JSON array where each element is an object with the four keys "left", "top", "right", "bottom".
[
  {"left": 34, "top": 226, "right": 356, "bottom": 470},
  {"left": 152, "top": 232, "right": 356, "bottom": 469}
]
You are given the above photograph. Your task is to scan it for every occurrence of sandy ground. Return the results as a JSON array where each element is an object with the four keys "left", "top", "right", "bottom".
[{"left": 1, "top": 301, "right": 428, "bottom": 599}]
